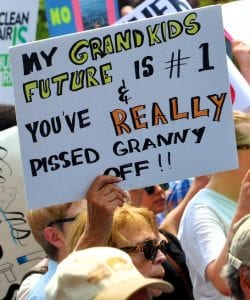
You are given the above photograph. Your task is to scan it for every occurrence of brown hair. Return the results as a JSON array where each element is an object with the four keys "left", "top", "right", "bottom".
[
  {"left": 233, "top": 111, "right": 250, "bottom": 146},
  {"left": 27, "top": 202, "right": 72, "bottom": 260}
]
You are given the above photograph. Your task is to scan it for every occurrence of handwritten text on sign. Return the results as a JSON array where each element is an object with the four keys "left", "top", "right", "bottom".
[{"left": 9, "top": 6, "right": 238, "bottom": 208}]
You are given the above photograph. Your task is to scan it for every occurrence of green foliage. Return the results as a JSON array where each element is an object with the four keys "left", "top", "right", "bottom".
[
  {"left": 199, "top": 0, "right": 235, "bottom": 6},
  {"left": 36, "top": 0, "right": 49, "bottom": 40}
]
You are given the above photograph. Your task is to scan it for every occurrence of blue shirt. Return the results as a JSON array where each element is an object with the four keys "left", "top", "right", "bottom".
[
  {"left": 26, "top": 259, "right": 57, "bottom": 300},
  {"left": 156, "top": 178, "right": 193, "bottom": 225}
]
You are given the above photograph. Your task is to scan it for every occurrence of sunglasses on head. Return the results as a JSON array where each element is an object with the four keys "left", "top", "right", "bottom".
[
  {"left": 47, "top": 215, "right": 78, "bottom": 227},
  {"left": 144, "top": 183, "right": 169, "bottom": 195},
  {"left": 237, "top": 144, "right": 250, "bottom": 150},
  {"left": 120, "top": 239, "right": 169, "bottom": 261}
]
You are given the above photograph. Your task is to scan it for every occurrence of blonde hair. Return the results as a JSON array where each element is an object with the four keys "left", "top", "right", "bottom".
[
  {"left": 27, "top": 202, "right": 72, "bottom": 260},
  {"left": 233, "top": 111, "right": 250, "bottom": 146},
  {"left": 108, "top": 204, "right": 158, "bottom": 247},
  {"left": 66, "top": 210, "right": 87, "bottom": 253},
  {"left": 66, "top": 204, "right": 157, "bottom": 253}
]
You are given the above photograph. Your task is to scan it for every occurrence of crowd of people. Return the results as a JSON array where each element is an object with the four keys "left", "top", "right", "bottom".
[{"left": 1, "top": 1, "right": 250, "bottom": 299}]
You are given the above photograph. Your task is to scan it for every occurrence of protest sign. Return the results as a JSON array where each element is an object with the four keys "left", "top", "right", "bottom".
[
  {"left": 44, "top": 0, "right": 83, "bottom": 37},
  {"left": 222, "top": 0, "right": 250, "bottom": 44},
  {"left": 227, "top": 56, "right": 250, "bottom": 113},
  {"left": 9, "top": 5, "right": 238, "bottom": 209},
  {"left": 0, "top": 0, "right": 39, "bottom": 105},
  {"left": 78, "top": 0, "right": 120, "bottom": 30},
  {"left": 45, "top": 0, "right": 120, "bottom": 36},
  {"left": 0, "top": 127, "right": 44, "bottom": 299},
  {"left": 117, "top": 0, "right": 191, "bottom": 23}
]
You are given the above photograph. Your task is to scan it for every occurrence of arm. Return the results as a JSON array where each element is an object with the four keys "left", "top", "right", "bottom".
[
  {"left": 159, "top": 176, "right": 209, "bottom": 235},
  {"left": 232, "top": 40, "right": 250, "bottom": 85},
  {"left": 206, "top": 169, "right": 250, "bottom": 295},
  {"left": 74, "top": 175, "right": 128, "bottom": 250}
]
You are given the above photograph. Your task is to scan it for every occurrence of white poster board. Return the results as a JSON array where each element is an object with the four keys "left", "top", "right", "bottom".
[
  {"left": 0, "top": 127, "right": 44, "bottom": 299},
  {"left": 117, "top": 0, "right": 191, "bottom": 23},
  {"left": 0, "top": 0, "right": 39, "bottom": 104},
  {"left": 9, "top": 6, "right": 238, "bottom": 209},
  {"left": 222, "top": 0, "right": 250, "bottom": 44}
]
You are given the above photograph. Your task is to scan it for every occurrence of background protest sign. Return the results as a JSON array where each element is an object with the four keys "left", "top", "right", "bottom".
[
  {"left": 44, "top": 0, "right": 83, "bottom": 37},
  {"left": 222, "top": 0, "right": 250, "bottom": 45},
  {"left": 0, "top": 0, "right": 39, "bottom": 105},
  {"left": 116, "top": 0, "right": 191, "bottom": 23},
  {"left": 0, "top": 127, "right": 44, "bottom": 299},
  {"left": 9, "top": 5, "right": 238, "bottom": 209},
  {"left": 45, "top": 0, "right": 120, "bottom": 37},
  {"left": 78, "top": 0, "right": 120, "bottom": 30},
  {"left": 227, "top": 56, "right": 250, "bottom": 113},
  {"left": 221, "top": 0, "right": 250, "bottom": 113}
]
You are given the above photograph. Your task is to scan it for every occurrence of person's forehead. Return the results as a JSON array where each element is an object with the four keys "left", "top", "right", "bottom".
[{"left": 121, "top": 228, "right": 156, "bottom": 246}]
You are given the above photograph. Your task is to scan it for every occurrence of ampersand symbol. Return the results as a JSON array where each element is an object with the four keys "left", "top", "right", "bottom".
[{"left": 118, "top": 79, "right": 131, "bottom": 104}]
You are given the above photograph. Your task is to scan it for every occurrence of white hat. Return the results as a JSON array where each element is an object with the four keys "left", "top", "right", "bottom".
[
  {"left": 45, "top": 247, "right": 174, "bottom": 300},
  {"left": 228, "top": 214, "right": 250, "bottom": 269}
]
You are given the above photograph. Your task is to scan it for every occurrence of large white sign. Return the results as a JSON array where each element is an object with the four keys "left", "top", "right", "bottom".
[
  {"left": 0, "top": 127, "right": 44, "bottom": 299},
  {"left": 0, "top": 0, "right": 39, "bottom": 104},
  {"left": 9, "top": 6, "right": 238, "bottom": 209}
]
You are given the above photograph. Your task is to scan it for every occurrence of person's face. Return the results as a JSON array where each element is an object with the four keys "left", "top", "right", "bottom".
[
  {"left": 141, "top": 185, "right": 171, "bottom": 214},
  {"left": 117, "top": 227, "right": 166, "bottom": 297}
]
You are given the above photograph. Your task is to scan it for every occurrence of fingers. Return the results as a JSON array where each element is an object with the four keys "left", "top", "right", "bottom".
[
  {"left": 89, "top": 175, "right": 122, "bottom": 192},
  {"left": 100, "top": 183, "right": 128, "bottom": 199},
  {"left": 242, "top": 169, "right": 250, "bottom": 184},
  {"left": 86, "top": 175, "right": 128, "bottom": 214}
]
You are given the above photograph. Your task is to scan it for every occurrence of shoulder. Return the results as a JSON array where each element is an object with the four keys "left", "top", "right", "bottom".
[
  {"left": 17, "top": 273, "right": 43, "bottom": 300},
  {"left": 26, "top": 259, "right": 57, "bottom": 300}
]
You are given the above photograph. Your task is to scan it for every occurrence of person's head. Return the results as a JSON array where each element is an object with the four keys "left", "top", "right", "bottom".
[
  {"left": 0, "top": 104, "right": 16, "bottom": 131},
  {"left": 234, "top": 111, "right": 250, "bottom": 173},
  {"left": 108, "top": 204, "right": 168, "bottom": 296},
  {"left": 66, "top": 204, "right": 167, "bottom": 296},
  {"left": 45, "top": 247, "right": 173, "bottom": 300},
  {"left": 129, "top": 183, "right": 171, "bottom": 214},
  {"left": 27, "top": 200, "right": 85, "bottom": 262},
  {"left": 222, "top": 214, "right": 250, "bottom": 300}
]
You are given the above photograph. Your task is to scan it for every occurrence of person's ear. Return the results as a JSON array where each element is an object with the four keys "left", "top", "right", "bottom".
[
  {"left": 239, "top": 267, "right": 250, "bottom": 295},
  {"left": 43, "top": 227, "right": 65, "bottom": 249}
]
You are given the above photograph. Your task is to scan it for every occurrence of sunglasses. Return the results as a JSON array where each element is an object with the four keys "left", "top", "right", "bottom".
[
  {"left": 47, "top": 216, "right": 78, "bottom": 227},
  {"left": 120, "top": 239, "right": 169, "bottom": 261},
  {"left": 237, "top": 144, "right": 250, "bottom": 150},
  {"left": 144, "top": 183, "right": 169, "bottom": 195}
]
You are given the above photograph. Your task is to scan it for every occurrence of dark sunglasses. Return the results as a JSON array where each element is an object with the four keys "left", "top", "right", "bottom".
[
  {"left": 144, "top": 183, "right": 169, "bottom": 195},
  {"left": 237, "top": 144, "right": 250, "bottom": 150},
  {"left": 47, "top": 216, "right": 78, "bottom": 227},
  {"left": 120, "top": 239, "right": 169, "bottom": 261}
]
